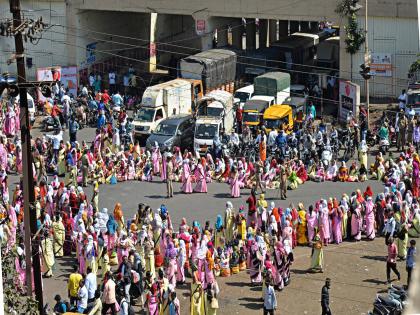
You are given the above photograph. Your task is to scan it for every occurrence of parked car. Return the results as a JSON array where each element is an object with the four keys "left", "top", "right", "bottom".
[{"left": 146, "top": 114, "right": 195, "bottom": 151}]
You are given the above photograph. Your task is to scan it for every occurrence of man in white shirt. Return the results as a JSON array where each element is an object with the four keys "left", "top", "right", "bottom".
[
  {"left": 383, "top": 211, "right": 396, "bottom": 244},
  {"left": 85, "top": 267, "right": 97, "bottom": 303},
  {"left": 398, "top": 89, "right": 407, "bottom": 110},
  {"left": 267, "top": 129, "right": 278, "bottom": 148},
  {"left": 109, "top": 70, "right": 116, "bottom": 94},
  {"left": 77, "top": 279, "right": 88, "bottom": 313}
]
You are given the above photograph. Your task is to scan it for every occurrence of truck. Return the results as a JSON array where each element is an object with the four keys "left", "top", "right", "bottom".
[
  {"left": 233, "top": 85, "right": 254, "bottom": 109},
  {"left": 133, "top": 79, "right": 192, "bottom": 139},
  {"left": 193, "top": 90, "right": 235, "bottom": 155},
  {"left": 263, "top": 104, "right": 294, "bottom": 133},
  {"left": 178, "top": 49, "right": 237, "bottom": 94},
  {"left": 253, "top": 71, "right": 291, "bottom": 105},
  {"left": 242, "top": 99, "right": 271, "bottom": 130}
]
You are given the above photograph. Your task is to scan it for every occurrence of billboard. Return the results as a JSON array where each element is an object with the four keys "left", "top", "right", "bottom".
[
  {"left": 61, "top": 66, "right": 78, "bottom": 97},
  {"left": 370, "top": 53, "right": 392, "bottom": 77},
  {"left": 339, "top": 80, "right": 360, "bottom": 122},
  {"left": 36, "top": 66, "right": 78, "bottom": 100}
]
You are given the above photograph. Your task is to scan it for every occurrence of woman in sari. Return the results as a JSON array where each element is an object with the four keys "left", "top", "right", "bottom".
[
  {"left": 310, "top": 231, "right": 323, "bottom": 273},
  {"left": 337, "top": 161, "right": 349, "bottom": 182},
  {"left": 331, "top": 204, "right": 343, "bottom": 244},
  {"left": 365, "top": 196, "right": 376, "bottom": 240},
  {"left": 306, "top": 205, "right": 318, "bottom": 245},
  {"left": 351, "top": 202, "right": 362, "bottom": 241},
  {"left": 52, "top": 214, "right": 65, "bottom": 257},
  {"left": 194, "top": 158, "right": 208, "bottom": 193},
  {"left": 182, "top": 159, "right": 193, "bottom": 194},
  {"left": 297, "top": 203, "right": 308, "bottom": 246},
  {"left": 190, "top": 263, "right": 205, "bottom": 315}
]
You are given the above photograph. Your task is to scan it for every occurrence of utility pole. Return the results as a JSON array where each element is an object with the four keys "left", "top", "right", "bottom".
[
  {"left": 365, "top": 0, "right": 370, "bottom": 128},
  {"left": 9, "top": 0, "right": 44, "bottom": 312}
]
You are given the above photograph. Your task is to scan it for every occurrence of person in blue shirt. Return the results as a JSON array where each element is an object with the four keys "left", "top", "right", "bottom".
[
  {"left": 112, "top": 91, "right": 123, "bottom": 107},
  {"left": 97, "top": 110, "right": 106, "bottom": 129},
  {"left": 406, "top": 239, "right": 416, "bottom": 288},
  {"left": 275, "top": 130, "right": 288, "bottom": 158}
]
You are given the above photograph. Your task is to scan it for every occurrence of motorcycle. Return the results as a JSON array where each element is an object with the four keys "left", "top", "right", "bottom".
[
  {"left": 321, "top": 147, "right": 332, "bottom": 169},
  {"left": 379, "top": 138, "right": 390, "bottom": 154},
  {"left": 42, "top": 116, "right": 60, "bottom": 131}
]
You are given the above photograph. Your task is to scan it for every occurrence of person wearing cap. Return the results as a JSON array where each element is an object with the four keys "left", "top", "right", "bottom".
[
  {"left": 397, "top": 109, "right": 408, "bottom": 151},
  {"left": 321, "top": 278, "right": 331, "bottom": 315},
  {"left": 166, "top": 154, "right": 174, "bottom": 198}
]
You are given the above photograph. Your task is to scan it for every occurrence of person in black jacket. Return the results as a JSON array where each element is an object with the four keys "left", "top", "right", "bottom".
[{"left": 321, "top": 278, "right": 332, "bottom": 315}]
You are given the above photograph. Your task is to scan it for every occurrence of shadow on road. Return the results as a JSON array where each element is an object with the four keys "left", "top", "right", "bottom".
[
  {"left": 291, "top": 268, "right": 310, "bottom": 275},
  {"left": 225, "top": 281, "right": 250, "bottom": 287},
  {"left": 363, "top": 278, "right": 387, "bottom": 285},
  {"left": 361, "top": 255, "right": 386, "bottom": 262},
  {"left": 213, "top": 192, "right": 233, "bottom": 199}
]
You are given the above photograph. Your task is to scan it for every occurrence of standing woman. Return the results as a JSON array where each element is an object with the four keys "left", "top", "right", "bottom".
[
  {"left": 246, "top": 188, "right": 257, "bottom": 227},
  {"left": 229, "top": 166, "right": 241, "bottom": 198},
  {"left": 224, "top": 202, "right": 235, "bottom": 242},
  {"left": 194, "top": 158, "right": 208, "bottom": 193},
  {"left": 319, "top": 200, "right": 330, "bottom": 246},
  {"left": 306, "top": 205, "right": 318, "bottom": 246},
  {"left": 259, "top": 130, "right": 267, "bottom": 163},
  {"left": 310, "top": 230, "right": 324, "bottom": 273},
  {"left": 364, "top": 196, "right": 376, "bottom": 240},
  {"left": 351, "top": 201, "right": 363, "bottom": 241},
  {"left": 412, "top": 153, "right": 420, "bottom": 198},
  {"left": 182, "top": 159, "right": 193, "bottom": 194},
  {"left": 331, "top": 204, "right": 343, "bottom": 244}
]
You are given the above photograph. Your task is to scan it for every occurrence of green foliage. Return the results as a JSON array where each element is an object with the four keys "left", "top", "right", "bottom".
[
  {"left": 335, "top": 0, "right": 357, "bottom": 17},
  {"left": 336, "top": 0, "right": 365, "bottom": 56},
  {"left": 409, "top": 54, "right": 420, "bottom": 74},
  {"left": 2, "top": 245, "right": 39, "bottom": 314},
  {"left": 344, "top": 13, "right": 365, "bottom": 55}
]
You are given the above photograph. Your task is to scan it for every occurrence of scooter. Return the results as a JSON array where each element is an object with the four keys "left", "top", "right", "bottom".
[
  {"left": 379, "top": 137, "right": 390, "bottom": 154},
  {"left": 321, "top": 147, "right": 332, "bottom": 169},
  {"left": 42, "top": 115, "right": 60, "bottom": 131}
]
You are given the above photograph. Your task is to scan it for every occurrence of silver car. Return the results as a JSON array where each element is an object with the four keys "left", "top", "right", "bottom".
[{"left": 146, "top": 114, "right": 195, "bottom": 151}]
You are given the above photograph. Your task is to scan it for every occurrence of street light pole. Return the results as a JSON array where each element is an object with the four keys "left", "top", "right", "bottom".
[
  {"left": 365, "top": 0, "right": 370, "bottom": 128},
  {"left": 9, "top": 0, "right": 44, "bottom": 312}
]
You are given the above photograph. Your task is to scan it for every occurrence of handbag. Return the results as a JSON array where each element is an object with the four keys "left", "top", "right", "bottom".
[{"left": 211, "top": 297, "right": 219, "bottom": 309}]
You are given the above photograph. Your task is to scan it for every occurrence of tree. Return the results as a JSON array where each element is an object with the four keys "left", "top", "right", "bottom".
[
  {"left": 336, "top": 0, "right": 365, "bottom": 80},
  {"left": 2, "top": 245, "right": 39, "bottom": 314},
  {"left": 409, "top": 54, "right": 420, "bottom": 74}
]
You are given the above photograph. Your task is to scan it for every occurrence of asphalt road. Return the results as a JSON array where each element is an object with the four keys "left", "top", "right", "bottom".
[{"left": 31, "top": 124, "right": 404, "bottom": 315}]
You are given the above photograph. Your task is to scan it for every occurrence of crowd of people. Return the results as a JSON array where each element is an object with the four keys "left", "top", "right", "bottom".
[{"left": 0, "top": 84, "right": 419, "bottom": 315}]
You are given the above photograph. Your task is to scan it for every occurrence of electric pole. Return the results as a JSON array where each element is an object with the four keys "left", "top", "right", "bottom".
[
  {"left": 9, "top": 0, "right": 44, "bottom": 312},
  {"left": 365, "top": 0, "right": 370, "bottom": 128}
]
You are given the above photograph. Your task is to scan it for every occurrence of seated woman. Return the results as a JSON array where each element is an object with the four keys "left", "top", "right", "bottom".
[
  {"left": 296, "top": 160, "right": 308, "bottom": 183},
  {"left": 347, "top": 162, "right": 358, "bottom": 182},
  {"left": 337, "top": 161, "right": 349, "bottom": 182},
  {"left": 288, "top": 168, "right": 300, "bottom": 190},
  {"left": 309, "top": 165, "right": 326, "bottom": 182},
  {"left": 358, "top": 163, "right": 368, "bottom": 182},
  {"left": 326, "top": 160, "right": 338, "bottom": 181}
]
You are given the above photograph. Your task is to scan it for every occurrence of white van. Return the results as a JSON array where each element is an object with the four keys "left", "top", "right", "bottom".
[
  {"left": 14, "top": 93, "right": 35, "bottom": 124},
  {"left": 234, "top": 85, "right": 254, "bottom": 109}
]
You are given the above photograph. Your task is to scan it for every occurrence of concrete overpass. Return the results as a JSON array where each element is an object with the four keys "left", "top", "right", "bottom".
[
  {"left": 68, "top": 0, "right": 416, "bottom": 21},
  {"left": 66, "top": 0, "right": 419, "bottom": 97}
]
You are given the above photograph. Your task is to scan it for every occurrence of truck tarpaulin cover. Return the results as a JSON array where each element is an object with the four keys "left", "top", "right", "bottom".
[
  {"left": 254, "top": 72, "right": 290, "bottom": 97},
  {"left": 179, "top": 49, "right": 236, "bottom": 91}
]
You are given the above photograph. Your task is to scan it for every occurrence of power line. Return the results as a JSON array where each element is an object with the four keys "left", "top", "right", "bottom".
[{"left": 42, "top": 27, "right": 410, "bottom": 91}]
